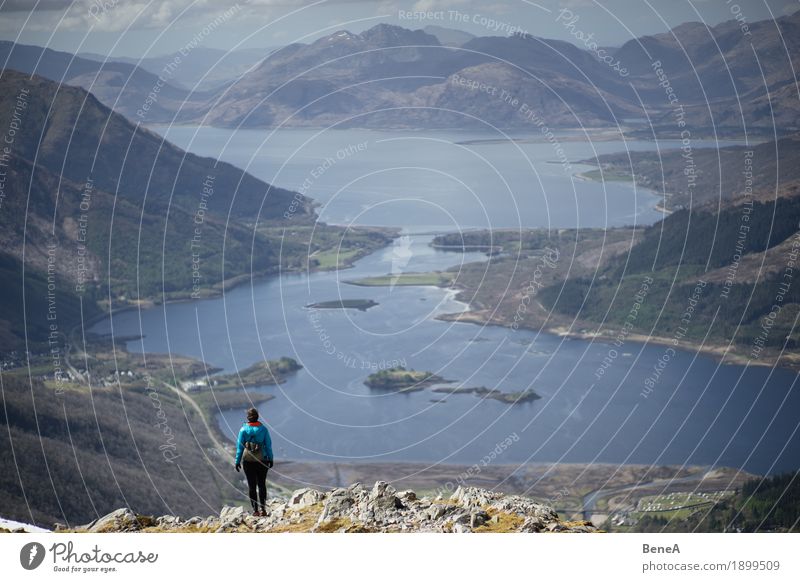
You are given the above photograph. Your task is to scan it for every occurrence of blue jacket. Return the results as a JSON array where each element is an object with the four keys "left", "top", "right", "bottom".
[{"left": 235, "top": 421, "right": 273, "bottom": 465}]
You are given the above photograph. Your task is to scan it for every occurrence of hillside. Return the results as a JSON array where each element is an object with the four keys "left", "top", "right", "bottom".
[
  {"left": 616, "top": 11, "right": 800, "bottom": 131},
  {"left": 427, "top": 178, "right": 800, "bottom": 367},
  {"left": 50, "top": 484, "right": 596, "bottom": 533},
  {"left": 78, "top": 46, "right": 270, "bottom": 92},
  {"left": 0, "top": 41, "right": 193, "bottom": 122},
  {"left": 0, "top": 70, "right": 321, "bottom": 351},
  {"left": 0, "top": 376, "right": 231, "bottom": 528},
  {"left": 582, "top": 135, "right": 800, "bottom": 211}
]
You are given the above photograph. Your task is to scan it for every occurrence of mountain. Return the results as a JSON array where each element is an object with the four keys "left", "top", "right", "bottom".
[
  {"left": 0, "top": 69, "right": 313, "bottom": 351},
  {"left": 8, "top": 11, "right": 798, "bottom": 132},
  {"left": 198, "top": 13, "right": 799, "bottom": 130},
  {"left": 0, "top": 375, "right": 228, "bottom": 528},
  {"left": 617, "top": 11, "right": 800, "bottom": 131},
  {"left": 423, "top": 25, "right": 476, "bottom": 47},
  {"left": 50, "top": 483, "right": 596, "bottom": 533},
  {"left": 79, "top": 46, "right": 272, "bottom": 91},
  {"left": 0, "top": 41, "right": 199, "bottom": 122},
  {"left": 198, "top": 24, "right": 639, "bottom": 128}
]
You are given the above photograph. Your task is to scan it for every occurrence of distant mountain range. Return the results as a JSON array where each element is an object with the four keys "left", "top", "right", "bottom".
[
  {"left": 78, "top": 46, "right": 272, "bottom": 91},
  {"left": 3, "top": 12, "right": 798, "bottom": 132}
]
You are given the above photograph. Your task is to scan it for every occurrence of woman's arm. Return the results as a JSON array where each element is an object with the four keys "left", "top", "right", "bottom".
[
  {"left": 262, "top": 426, "right": 274, "bottom": 462},
  {"left": 234, "top": 427, "right": 246, "bottom": 465}
]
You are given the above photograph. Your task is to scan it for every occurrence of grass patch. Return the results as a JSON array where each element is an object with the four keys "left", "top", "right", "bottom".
[
  {"left": 312, "top": 248, "right": 362, "bottom": 269},
  {"left": 475, "top": 509, "right": 525, "bottom": 533},
  {"left": 346, "top": 271, "right": 456, "bottom": 287},
  {"left": 266, "top": 503, "right": 323, "bottom": 533}
]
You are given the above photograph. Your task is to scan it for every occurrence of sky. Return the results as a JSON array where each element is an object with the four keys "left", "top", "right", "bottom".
[{"left": 1, "top": 0, "right": 798, "bottom": 58}]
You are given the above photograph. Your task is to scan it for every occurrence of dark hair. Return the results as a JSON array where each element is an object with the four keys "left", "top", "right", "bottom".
[{"left": 246, "top": 408, "right": 259, "bottom": 422}]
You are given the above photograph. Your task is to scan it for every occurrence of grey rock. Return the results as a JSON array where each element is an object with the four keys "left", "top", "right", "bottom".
[
  {"left": 288, "top": 488, "right": 324, "bottom": 509},
  {"left": 370, "top": 480, "right": 396, "bottom": 499},
  {"left": 86, "top": 508, "right": 142, "bottom": 533},
  {"left": 398, "top": 490, "right": 417, "bottom": 502},
  {"left": 470, "top": 510, "right": 489, "bottom": 528},
  {"left": 77, "top": 483, "right": 595, "bottom": 534},
  {"left": 450, "top": 486, "right": 501, "bottom": 508}
]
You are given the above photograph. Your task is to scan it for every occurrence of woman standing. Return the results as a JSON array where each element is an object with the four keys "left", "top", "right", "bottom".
[{"left": 234, "top": 408, "right": 274, "bottom": 516}]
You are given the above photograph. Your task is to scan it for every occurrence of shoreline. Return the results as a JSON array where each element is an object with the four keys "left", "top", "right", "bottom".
[
  {"left": 83, "top": 228, "right": 399, "bottom": 337},
  {"left": 573, "top": 166, "right": 674, "bottom": 216},
  {"left": 437, "top": 305, "right": 800, "bottom": 372}
]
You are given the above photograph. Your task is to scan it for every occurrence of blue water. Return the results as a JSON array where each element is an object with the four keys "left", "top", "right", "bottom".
[
  {"left": 92, "top": 235, "right": 800, "bottom": 475},
  {"left": 151, "top": 126, "right": 729, "bottom": 231},
  {"left": 90, "top": 128, "right": 798, "bottom": 475}
]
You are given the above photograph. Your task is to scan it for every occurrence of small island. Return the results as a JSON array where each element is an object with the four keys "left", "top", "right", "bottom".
[
  {"left": 306, "top": 299, "right": 378, "bottom": 311},
  {"left": 432, "top": 385, "right": 541, "bottom": 404},
  {"left": 364, "top": 367, "right": 451, "bottom": 393},
  {"left": 210, "top": 357, "right": 302, "bottom": 390}
]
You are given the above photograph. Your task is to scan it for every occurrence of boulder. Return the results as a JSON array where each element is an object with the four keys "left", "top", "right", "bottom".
[
  {"left": 86, "top": 508, "right": 143, "bottom": 533},
  {"left": 218, "top": 505, "right": 246, "bottom": 530},
  {"left": 370, "top": 481, "right": 396, "bottom": 499},
  {"left": 449, "top": 486, "right": 501, "bottom": 508},
  {"left": 470, "top": 510, "right": 490, "bottom": 528},
  {"left": 288, "top": 488, "right": 324, "bottom": 509}
]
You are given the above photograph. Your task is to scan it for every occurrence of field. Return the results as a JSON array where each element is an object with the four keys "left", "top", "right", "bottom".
[{"left": 346, "top": 271, "right": 457, "bottom": 287}]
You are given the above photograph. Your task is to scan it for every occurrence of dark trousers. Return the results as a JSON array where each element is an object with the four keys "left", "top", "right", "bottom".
[{"left": 242, "top": 461, "right": 268, "bottom": 510}]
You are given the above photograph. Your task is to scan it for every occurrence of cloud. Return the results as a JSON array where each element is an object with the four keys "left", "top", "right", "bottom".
[{"left": 0, "top": 0, "right": 74, "bottom": 11}]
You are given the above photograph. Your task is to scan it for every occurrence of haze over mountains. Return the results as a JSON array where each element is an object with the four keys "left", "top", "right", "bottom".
[{"left": 3, "top": 12, "right": 798, "bottom": 132}]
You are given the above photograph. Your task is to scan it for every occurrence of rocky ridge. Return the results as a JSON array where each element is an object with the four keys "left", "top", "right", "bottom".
[{"left": 57, "top": 483, "right": 596, "bottom": 534}]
